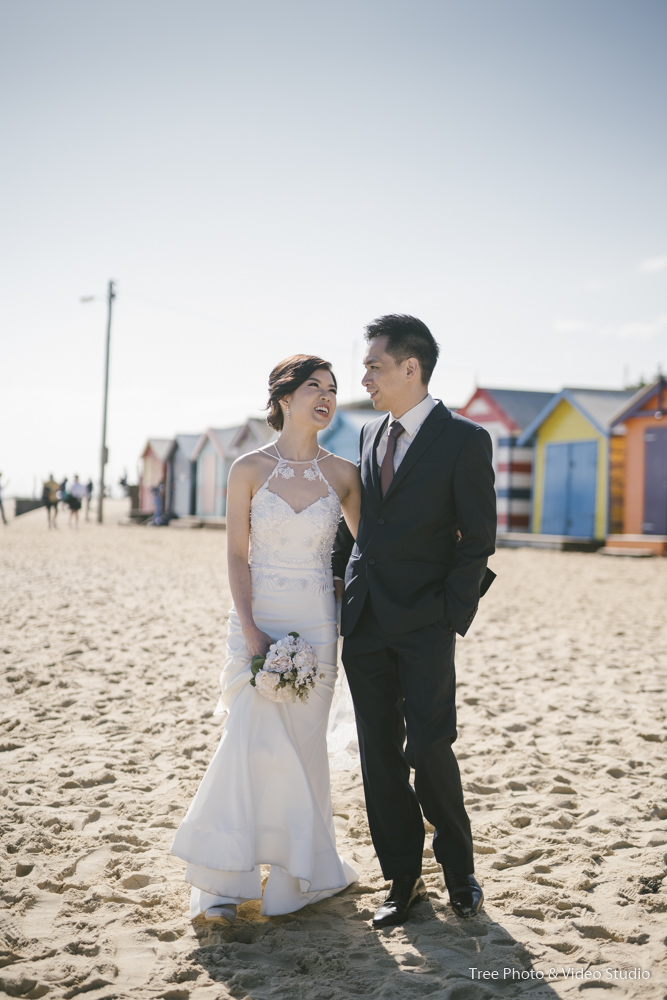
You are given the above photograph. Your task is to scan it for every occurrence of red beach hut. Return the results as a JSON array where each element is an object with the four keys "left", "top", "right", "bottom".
[{"left": 457, "top": 387, "right": 555, "bottom": 531}]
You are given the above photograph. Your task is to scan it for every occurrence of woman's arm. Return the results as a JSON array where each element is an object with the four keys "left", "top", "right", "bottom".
[
  {"left": 225, "top": 458, "right": 273, "bottom": 658},
  {"left": 339, "top": 460, "right": 361, "bottom": 540},
  {"left": 331, "top": 459, "right": 361, "bottom": 600}
]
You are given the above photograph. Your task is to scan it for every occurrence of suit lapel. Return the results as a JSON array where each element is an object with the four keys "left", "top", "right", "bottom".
[{"left": 381, "top": 402, "right": 451, "bottom": 502}]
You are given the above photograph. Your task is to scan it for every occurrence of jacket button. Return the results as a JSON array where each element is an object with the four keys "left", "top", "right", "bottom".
[
  {"left": 378, "top": 518, "right": 385, "bottom": 525},
  {"left": 368, "top": 558, "right": 376, "bottom": 565}
]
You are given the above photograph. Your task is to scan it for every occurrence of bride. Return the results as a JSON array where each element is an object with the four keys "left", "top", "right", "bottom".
[{"left": 171, "top": 355, "right": 361, "bottom": 922}]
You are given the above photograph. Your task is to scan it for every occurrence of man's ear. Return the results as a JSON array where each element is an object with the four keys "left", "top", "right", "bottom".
[{"left": 404, "top": 357, "right": 420, "bottom": 381}]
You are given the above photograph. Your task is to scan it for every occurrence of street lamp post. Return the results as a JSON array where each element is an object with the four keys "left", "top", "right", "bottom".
[{"left": 98, "top": 280, "right": 115, "bottom": 524}]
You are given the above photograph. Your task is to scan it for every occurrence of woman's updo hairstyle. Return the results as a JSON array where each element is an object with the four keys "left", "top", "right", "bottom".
[{"left": 266, "top": 355, "right": 336, "bottom": 431}]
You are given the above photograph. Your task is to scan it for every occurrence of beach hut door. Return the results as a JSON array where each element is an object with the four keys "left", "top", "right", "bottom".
[
  {"left": 542, "top": 441, "right": 597, "bottom": 537},
  {"left": 202, "top": 453, "right": 216, "bottom": 515},
  {"left": 643, "top": 427, "right": 667, "bottom": 534}
]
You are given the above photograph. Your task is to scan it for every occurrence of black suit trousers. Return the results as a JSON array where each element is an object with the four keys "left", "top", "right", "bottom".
[{"left": 342, "top": 597, "right": 474, "bottom": 879}]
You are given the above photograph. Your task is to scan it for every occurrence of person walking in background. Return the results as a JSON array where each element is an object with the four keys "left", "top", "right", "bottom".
[
  {"left": 151, "top": 481, "right": 165, "bottom": 525},
  {"left": 43, "top": 474, "right": 60, "bottom": 529},
  {"left": 67, "top": 475, "right": 86, "bottom": 529},
  {"left": 0, "top": 472, "right": 8, "bottom": 526},
  {"left": 85, "top": 479, "right": 94, "bottom": 521}
]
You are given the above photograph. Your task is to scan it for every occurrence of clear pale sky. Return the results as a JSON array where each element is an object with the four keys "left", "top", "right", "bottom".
[{"left": 2, "top": 0, "right": 666, "bottom": 496}]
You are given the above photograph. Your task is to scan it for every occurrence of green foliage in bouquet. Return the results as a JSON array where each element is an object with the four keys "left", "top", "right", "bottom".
[{"left": 249, "top": 654, "right": 265, "bottom": 687}]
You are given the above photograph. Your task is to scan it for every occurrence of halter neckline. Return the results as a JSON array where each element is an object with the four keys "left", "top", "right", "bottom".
[
  {"left": 269, "top": 444, "right": 325, "bottom": 464},
  {"left": 254, "top": 443, "right": 337, "bottom": 501}
]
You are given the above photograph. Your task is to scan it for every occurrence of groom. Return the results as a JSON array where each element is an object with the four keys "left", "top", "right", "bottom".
[{"left": 333, "top": 314, "right": 496, "bottom": 926}]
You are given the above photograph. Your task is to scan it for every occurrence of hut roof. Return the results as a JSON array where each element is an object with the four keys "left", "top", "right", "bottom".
[
  {"left": 245, "top": 418, "right": 276, "bottom": 445},
  {"left": 141, "top": 438, "right": 174, "bottom": 462},
  {"left": 610, "top": 376, "right": 667, "bottom": 425},
  {"left": 480, "top": 388, "right": 556, "bottom": 432},
  {"left": 227, "top": 418, "right": 276, "bottom": 456},
  {"left": 192, "top": 426, "right": 241, "bottom": 461},
  {"left": 210, "top": 426, "right": 242, "bottom": 457},
  {"left": 169, "top": 434, "right": 201, "bottom": 461},
  {"left": 518, "top": 388, "right": 635, "bottom": 444}
]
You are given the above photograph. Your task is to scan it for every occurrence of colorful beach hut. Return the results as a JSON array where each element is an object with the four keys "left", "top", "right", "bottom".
[
  {"left": 518, "top": 388, "right": 634, "bottom": 540},
  {"left": 166, "top": 434, "right": 200, "bottom": 518},
  {"left": 139, "top": 438, "right": 174, "bottom": 511},
  {"left": 607, "top": 377, "right": 667, "bottom": 553},
  {"left": 192, "top": 419, "right": 275, "bottom": 519},
  {"left": 458, "top": 387, "right": 554, "bottom": 531},
  {"left": 192, "top": 427, "right": 241, "bottom": 519}
]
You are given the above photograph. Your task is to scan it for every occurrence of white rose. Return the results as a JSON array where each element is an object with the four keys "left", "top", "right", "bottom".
[
  {"left": 265, "top": 647, "right": 292, "bottom": 670},
  {"left": 274, "top": 654, "right": 294, "bottom": 673},
  {"left": 256, "top": 671, "right": 280, "bottom": 695}
]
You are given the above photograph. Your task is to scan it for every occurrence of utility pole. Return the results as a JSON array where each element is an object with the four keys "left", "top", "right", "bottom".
[{"left": 98, "top": 280, "right": 115, "bottom": 523}]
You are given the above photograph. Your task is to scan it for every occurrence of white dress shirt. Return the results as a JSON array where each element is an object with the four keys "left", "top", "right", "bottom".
[
  {"left": 375, "top": 393, "right": 436, "bottom": 472},
  {"left": 332, "top": 394, "right": 437, "bottom": 583}
]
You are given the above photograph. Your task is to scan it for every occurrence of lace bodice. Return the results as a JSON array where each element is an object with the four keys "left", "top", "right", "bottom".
[{"left": 249, "top": 447, "right": 341, "bottom": 594}]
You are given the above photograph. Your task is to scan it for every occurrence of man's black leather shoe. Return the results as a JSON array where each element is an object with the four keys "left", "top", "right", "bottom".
[
  {"left": 443, "top": 866, "right": 484, "bottom": 918},
  {"left": 372, "top": 876, "right": 427, "bottom": 928}
]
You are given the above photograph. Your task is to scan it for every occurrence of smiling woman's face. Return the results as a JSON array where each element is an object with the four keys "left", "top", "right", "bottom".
[{"left": 282, "top": 368, "right": 337, "bottom": 429}]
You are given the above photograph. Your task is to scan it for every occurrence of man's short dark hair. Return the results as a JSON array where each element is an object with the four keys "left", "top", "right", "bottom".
[{"left": 364, "top": 314, "right": 440, "bottom": 385}]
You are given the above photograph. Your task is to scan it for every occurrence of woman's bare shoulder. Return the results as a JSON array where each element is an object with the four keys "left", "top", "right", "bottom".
[{"left": 230, "top": 449, "right": 277, "bottom": 479}]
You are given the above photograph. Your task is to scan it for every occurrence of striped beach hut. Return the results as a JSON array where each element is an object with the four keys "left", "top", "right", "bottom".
[
  {"left": 518, "top": 388, "right": 633, "bottom": 540},
  {"left": 166, "top": 434, "right": 200, "bottom": 518},
  {"left": 608, "top": 377, "right": 667, "bottom": 553},
  {"left": 457, "top": 388, "right": 554, "bottom": 531},
  {"left": 139, "top": 438, "right": 174, "bottom": 511}
]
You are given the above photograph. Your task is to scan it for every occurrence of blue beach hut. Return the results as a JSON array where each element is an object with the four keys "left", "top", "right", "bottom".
[
  {"left": 166, "top": 434, "right": 200, "bottom": 518},
  {"left": 318, "top": 408, "right": 374, "bottom": 462}
]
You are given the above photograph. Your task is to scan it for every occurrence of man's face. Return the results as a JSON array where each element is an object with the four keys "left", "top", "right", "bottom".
[{"left": 362, "top": 335, "right": 410, "bottom": 412}]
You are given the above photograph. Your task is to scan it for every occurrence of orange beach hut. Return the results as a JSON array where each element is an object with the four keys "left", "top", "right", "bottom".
[{"left": 608, "top": 376, "right": 667, "bottom": 554}]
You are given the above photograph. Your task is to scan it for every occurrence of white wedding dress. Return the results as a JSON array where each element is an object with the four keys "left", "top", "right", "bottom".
[{"left": 170, "top": 446, "right": 358, "bottom": 917}]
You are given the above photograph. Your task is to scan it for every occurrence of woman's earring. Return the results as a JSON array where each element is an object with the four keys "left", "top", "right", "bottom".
[{"left": 285, "top": 402, "right": 291, "bottom": 421}]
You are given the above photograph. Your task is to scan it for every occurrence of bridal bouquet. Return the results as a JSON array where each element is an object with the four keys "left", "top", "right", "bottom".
[{"left": 250, "top": 632, "right": 321, "bottom": 704}]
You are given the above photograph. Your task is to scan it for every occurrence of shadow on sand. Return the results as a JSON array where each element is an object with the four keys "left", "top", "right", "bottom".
[{"left": 187, "top": 882, "right": 563, "bottom": 1000}]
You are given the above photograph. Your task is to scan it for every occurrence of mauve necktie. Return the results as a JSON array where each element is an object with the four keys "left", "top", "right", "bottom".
[{"left": 380, "top": 420, "right": 405, "bottom": 497}]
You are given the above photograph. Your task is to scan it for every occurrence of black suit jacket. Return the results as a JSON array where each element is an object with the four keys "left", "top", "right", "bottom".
[{"left": 332, "top": 401, "right": 496, "bottom": 637}]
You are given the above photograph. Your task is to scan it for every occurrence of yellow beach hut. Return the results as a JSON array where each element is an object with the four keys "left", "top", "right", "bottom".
[{"left": 518, "top": 388, "right": 633, "bottom": 540}]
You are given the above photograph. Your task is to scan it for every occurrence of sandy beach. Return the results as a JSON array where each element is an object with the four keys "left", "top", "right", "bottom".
[{"left": 1, "top": 501, "right": 666, "bottom": 1000}]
